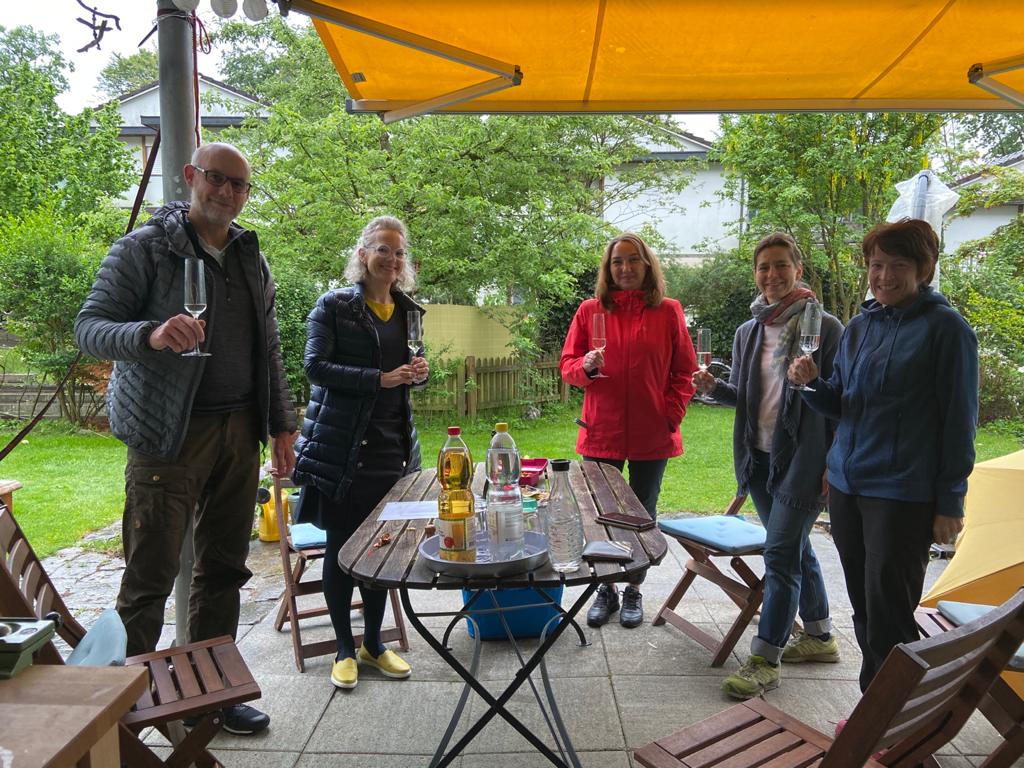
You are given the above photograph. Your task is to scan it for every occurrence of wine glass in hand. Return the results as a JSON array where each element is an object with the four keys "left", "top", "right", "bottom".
[
  {"left": 590, "top": 312, "right": 608, "bottom": 378},
  {"left": 790, "top": 300, "right": 822, "bottom": 391},
  {"left": 696, "top": 328, "right": 711, "bottom": 372},
  {"left": 182, "top": 258, "right": 211, "bottom": 357},
  {"left": 407, "top": 311, "right": 428, "bottom": 384}
]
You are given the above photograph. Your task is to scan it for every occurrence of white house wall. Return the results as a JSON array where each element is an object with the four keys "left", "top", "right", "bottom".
[
  {"left": 603, "top": 164, "right": 741, "bottom": 263},
  {"left": 943, "top": 204, "right": 1022, "bottom": 253}
]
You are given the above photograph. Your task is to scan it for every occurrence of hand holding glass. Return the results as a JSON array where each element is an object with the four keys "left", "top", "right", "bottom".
[
  {"left": 590, "top": 313, "right": 608, "bottom": 378},
  {"left": 790, "top": 300, "right": 822, "bottom": 391},
  {"left": 182, "top": 258, "right": 211, "bottom": 357},
  {"left": 696, "top": 328, "right": 711, "bottom": 371}
]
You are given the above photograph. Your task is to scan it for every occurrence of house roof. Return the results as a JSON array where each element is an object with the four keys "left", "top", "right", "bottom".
[
  {"left": 100, "top": 73, "right": 265, "bottom": 109},
  {"left": 953, "top": 149, "right": 1024, "bottom": 187}
]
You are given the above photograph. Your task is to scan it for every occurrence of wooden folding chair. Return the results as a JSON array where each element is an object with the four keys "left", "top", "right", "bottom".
[
  {"left": 0, "top": 500, "right": 260, "bottom": 768},
  {"left": 272, "top": 477, "right": 409, "bottom": 672},
  {"left": 636, "top": 588, "right": 1024, "bottom": 768},
  {"left": 652, "top": 495, "right": 768, "bottom": 666},
  {"left": 916, "top": 605, "right": 1024, "bottom": 768}
]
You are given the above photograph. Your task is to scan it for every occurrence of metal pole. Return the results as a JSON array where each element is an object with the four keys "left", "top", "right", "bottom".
[
  {"left": 157, "top": 0, "right": 198, "bottom": 647},
  {"left": 913, "top": 170, "right": 930, "bottom": 220}
]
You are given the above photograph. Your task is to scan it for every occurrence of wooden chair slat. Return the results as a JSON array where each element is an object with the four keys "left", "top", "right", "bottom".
[
  {"left": 7, "top": 538, "right": 29, "bottom": 587},
  {"left": 0, "top": 506, "right": 16, "bottom": 552},
  {"left": 147, "top": 657, "right": 181, "bottom": 706},
  {"left": 657, "top": 704, "right": 763, "bottom": 756},
  {"left": 171, "top": 649, "right": 203, "bottom": 700},
  {"left": 634, "top": 742, "right": 686, "bottom": 768},
  {"left": 210, "top": 640, "right": 256, "bottom": 688},
  {"left": 686, "top": 719, "right": 781, "bottom": 768},
  {"left": 715, "top": 731, "right": 809, "bottom": 768},
  {"left": 192, "top": 647, "right": 225, "bottom": 693},
  {"left": 755, "top": 742, "right": 827, "bottom": 768}
]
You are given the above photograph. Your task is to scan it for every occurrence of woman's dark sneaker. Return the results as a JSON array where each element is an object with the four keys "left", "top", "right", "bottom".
[{"left": 586, "top": 584, "right": 620, "bottom": 627}]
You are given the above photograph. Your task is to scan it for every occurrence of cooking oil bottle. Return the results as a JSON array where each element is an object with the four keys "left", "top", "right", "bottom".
[{"left": 437, "top": 426, "right": 476, "bottom": 562}]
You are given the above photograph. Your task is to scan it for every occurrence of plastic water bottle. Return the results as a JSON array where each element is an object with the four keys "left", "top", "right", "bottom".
[
  {"left": 437, "top": 426, "right": 476, "bottom": 562},
  {"left": 485, "top": 422, "right": 524, "bottom": 561},
  {"left": 546, "top": 459, "right": 583, "bottom": 572}
]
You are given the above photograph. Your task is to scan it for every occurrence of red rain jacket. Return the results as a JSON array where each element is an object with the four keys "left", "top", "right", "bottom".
[{"left": 560, "top": 291, "right": 697, "bottom": 461}]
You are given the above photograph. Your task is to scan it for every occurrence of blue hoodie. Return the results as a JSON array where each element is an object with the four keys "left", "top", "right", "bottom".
[{"left": 802, "top": 287, "right": 978, "bottom": 518}]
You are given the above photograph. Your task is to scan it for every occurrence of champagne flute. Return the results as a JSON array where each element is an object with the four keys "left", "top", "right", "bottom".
[
  {"left": 407, "top": 311, "right": 427, "bottom": 384},
  {"left": 591, "top": 312, "right": 608, "bottom": 378},
  {"left": 696, "top": 328, "right": 711, "bottom": 372},
  {"left": 182, "top": 258, "right": 211, "bottom": 358},
  {"left": 791, "top": 300, "right": 822, "bottom": 391},
  {"left": 406, "top": 311, "right": 423, "bottom": 359}
]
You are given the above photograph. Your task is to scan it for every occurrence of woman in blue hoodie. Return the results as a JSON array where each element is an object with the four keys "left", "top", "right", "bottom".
[{"left": 789, "top": 218, "right": 978, "bottom": 692}]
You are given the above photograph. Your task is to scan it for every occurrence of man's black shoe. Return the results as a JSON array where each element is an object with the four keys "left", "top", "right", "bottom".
[
  {"left": 619, "top": 585, "right": 643, "bottom": 628},
  {"left": 586, "top": 584, "right": 620, "bottom": 627},
  {"left": 184, "top": 704, "right": 270, "bottom": 735},
  {"left": 223, "top": 703, "right": 270, "bottom": 735}
]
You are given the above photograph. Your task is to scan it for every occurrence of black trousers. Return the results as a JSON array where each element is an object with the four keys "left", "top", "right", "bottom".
[
  {"left": 118, "top": 410, "right": 260, "bottom": 655},
  {"left": 828, "top": 487, "right": 934, "bottom": 692}
]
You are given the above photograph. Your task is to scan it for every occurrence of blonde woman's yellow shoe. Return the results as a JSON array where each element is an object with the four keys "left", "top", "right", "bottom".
[
  {"left": 357, "top": 646, "right": 411, "bottom": 678},
  {"left": 331, "top": 657, "right": 358, "bottom": 689}
]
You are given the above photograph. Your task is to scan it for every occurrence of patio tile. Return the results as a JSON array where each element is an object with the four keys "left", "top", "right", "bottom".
[
  {"left": 304, "top": 680, "right": 471, "bottom": 754},
  {"left": 463, "top": 676, "right": 624, "bottom": 753},
  {"left": 296, "top": 755, "right": 448, "bottom": 768},
  {"left": 950, "top": 709, "right": 1009, "bottom": 759},
  {"left": 614, "top": 674, "right": 741, "bottom": 750},
  {"left": 148, "top": 746, "right": 301, "bottom": 767},
  {"left": 603, "top": 621, "right": 737, "bottom": 676}
]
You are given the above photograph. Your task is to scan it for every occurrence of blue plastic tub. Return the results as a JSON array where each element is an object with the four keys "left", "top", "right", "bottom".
[{"left": 461, "top": 586, "right": 564, "bottom": 640}]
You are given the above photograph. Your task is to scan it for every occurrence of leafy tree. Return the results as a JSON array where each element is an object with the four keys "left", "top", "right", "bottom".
[
  {"left": 0, "top": 25, "right": 134, "bottom": 219},
  {"left": 716, "top": 113, "right": 943, "bottom": 322},
  {"left": 952, "top": 113, "right": 1024, "bottom": 159},
  {"left": 942, "top": 167, "right": 1024, "bottom": 422},
  {"left": 0, "top": 202, "right": 112, "bottom": 424},
  {"left": 97, "top": 48, "right": 158, "bottom": 98}
]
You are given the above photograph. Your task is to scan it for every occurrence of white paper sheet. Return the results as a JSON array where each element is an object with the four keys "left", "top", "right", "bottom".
[{"left": 377, "top": 501, "right": 437, "bottom": 521}]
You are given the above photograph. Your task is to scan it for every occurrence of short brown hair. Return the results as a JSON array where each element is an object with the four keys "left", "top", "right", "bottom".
[
  {"left": 596, "top": 233, "right": 666, "bottom": 310},
  {"left": 752, "top": 232, "right": 803, "bottom": 268},
  {"left": 862, "top": 218, "right": 938, "bottom": 285}
]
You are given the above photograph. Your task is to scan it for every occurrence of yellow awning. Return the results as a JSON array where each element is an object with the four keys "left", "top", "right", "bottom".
[{"left": 289, "top": 0, "right": 1024, "bottom": 122}]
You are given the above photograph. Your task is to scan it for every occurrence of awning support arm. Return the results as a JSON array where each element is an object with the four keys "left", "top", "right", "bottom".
[
  {"left": 281, "top": 0, "right": 523, "bottom": 121},
  {"left": 968, "top": 54, "right": 1024, "bottom": 108}
]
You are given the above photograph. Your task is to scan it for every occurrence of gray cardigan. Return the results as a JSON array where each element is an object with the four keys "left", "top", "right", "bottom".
[{"left": 710, "top": 312, "right": 843, "bottom": 512}]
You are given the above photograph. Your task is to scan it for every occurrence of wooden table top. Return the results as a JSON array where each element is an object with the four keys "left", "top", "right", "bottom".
[
  {"left": 338, "top": 460, "right": 667, "bottom": 590},
  {"left": 0, "top": 664, "right": 148, "bottom": 768}
]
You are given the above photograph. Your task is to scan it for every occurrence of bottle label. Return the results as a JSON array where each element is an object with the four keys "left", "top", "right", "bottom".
[{"left": 438, "top": 517, "right": 477, "bottom": 553}]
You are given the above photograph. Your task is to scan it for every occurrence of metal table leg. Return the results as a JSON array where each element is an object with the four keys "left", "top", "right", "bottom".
[{"left": 400, "top": 583, "right": 597, "bottom": 768}]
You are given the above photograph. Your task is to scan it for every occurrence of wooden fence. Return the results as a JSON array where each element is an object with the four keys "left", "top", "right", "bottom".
[{"left": 412, "top": 353, "right": 569, "bottom": 417}]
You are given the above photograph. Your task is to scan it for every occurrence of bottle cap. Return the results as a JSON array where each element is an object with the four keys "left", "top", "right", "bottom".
[
  {"left": 551, "top": 459, "right": 571, "bottom": 471},
  {"left": 494, "top": 422, "right": 508, "bottom": 432},
  {"left": 447, "top": 426, "right": 461, "bottom": 435}
]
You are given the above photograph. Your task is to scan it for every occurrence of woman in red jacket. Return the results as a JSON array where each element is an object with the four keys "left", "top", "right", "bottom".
[{"left": 560, "top": 232, "right": 697, "bottom": 628}]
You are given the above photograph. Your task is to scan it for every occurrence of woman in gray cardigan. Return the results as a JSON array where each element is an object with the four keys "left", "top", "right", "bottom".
[{"left": 694, "top": 232, "right": 843, "bottom": 700}]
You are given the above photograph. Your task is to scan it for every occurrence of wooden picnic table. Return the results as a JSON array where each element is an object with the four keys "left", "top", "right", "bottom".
[{"left": 338, "top": 459, "right": 668, "bottom": 768}]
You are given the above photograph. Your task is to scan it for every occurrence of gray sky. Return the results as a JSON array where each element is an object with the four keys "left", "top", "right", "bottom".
[{"left": 3, "top": 1, "right": 720, "bottom": 139}]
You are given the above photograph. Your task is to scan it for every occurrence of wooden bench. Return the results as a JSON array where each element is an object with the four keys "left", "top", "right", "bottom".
[
  {"left": 636, "top": 588, "right": 1024, "bottom": 768},
  {"left": 0, "top": 479, "right": 21, "bottom": 514}
]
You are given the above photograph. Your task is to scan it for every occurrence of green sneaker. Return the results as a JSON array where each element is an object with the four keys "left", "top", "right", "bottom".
[
  {"left": 781, "top": 630, "right": 840, "bottom": 663},
  {"left": 722, "top": 655, "right": 780, "bottom": 700}
]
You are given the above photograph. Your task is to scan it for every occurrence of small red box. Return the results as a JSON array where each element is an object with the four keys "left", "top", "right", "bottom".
[{"left": 520, "top": 458, "right": 549, "bottom": 487}]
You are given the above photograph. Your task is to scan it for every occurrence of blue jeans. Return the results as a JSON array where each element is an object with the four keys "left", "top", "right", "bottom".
[{"left": 746, "top": 450, "right": 831, "bottom": 663}]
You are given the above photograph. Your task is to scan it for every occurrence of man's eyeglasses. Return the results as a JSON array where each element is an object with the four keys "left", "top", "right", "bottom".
[{"left": 192, "top": 165, "right": 252, "bottom": 194}]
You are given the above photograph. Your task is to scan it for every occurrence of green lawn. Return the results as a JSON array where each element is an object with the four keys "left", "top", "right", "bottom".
[{"left": 2, "top": 408, "right": 1021, "bottom": 558}]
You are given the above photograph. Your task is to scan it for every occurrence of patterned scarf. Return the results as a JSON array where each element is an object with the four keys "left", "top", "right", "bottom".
[{"left": 750, "top": 286, "right": 816, "bottom": 380}]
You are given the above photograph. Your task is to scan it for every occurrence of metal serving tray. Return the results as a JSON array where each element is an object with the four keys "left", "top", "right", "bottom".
[{"left": 418, "top": 530, "right": 549, "bottom": 578}]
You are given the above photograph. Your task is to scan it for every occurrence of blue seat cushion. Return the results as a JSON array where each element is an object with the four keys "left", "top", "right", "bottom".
[
  {"left": 937, "top": 600, "right": 1024, "bottom": 671},
  {"left": 66, "top": 609, "right": 127, "bottom": 667},
  {"left": 658, "top": 515, "right": 766, "bottom": 555},
  {"left": 290, "top": 522, "right": 327, "bottom": 550}
]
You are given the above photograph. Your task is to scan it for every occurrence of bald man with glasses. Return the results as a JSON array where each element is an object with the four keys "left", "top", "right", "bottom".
[{"left": 75, "top": 142, "right": 296, "bottom": 736}]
